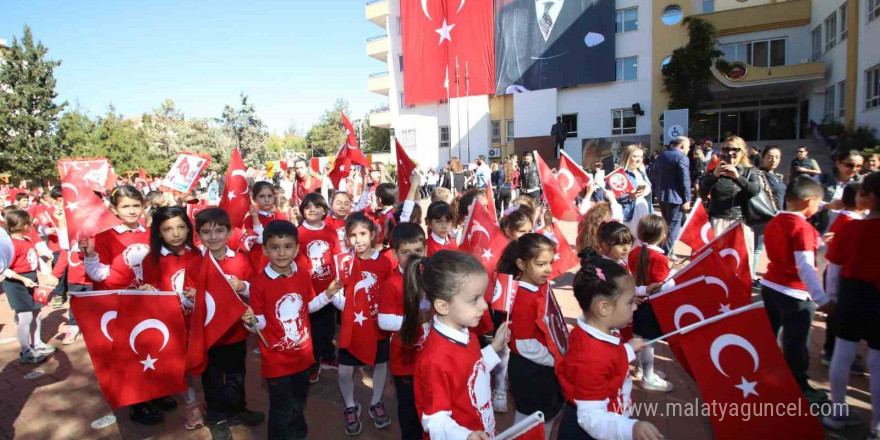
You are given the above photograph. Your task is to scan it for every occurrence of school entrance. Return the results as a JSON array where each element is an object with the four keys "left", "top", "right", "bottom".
[{"left": 692, "top": 96, "right": 801, "bottom": 143}]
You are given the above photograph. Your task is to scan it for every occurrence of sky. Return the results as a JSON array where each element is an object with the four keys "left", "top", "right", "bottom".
[{"left": 0, "top": 0, "right": 388, "bottom": 134}]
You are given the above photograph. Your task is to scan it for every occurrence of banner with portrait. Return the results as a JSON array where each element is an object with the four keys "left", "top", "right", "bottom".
[{"left": 159, "top": 152, "right": 212, "bottom": 196}]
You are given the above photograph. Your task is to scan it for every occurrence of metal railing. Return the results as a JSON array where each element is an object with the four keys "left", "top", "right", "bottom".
[
  {"left": 366, "top": 0, "right": 387, "bottom": 6},
  {"left": 368, "top": 72, "right": 389, "bottom": 79},
  {"left": 367, "top": 34, "right": 388, "bottom": 43}
]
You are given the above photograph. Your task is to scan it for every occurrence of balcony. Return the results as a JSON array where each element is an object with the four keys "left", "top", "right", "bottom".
[
  {"left": 366, "top": 0, "right": 389, "bottom": 29},
  {"left": 368, "top": 72, "right": 390, "bottom": 95},
  {"left": 711, "top": 61, "right": 824, "bottom": 89},
  {"left": 367, "top": 35, "right": 390, "bottom": 62},
  {"left": 369, "top": 109, "right": 391, "bottom": 129},
  {"left": 697, "top": 0, "right": 811, "bottom": 36}
]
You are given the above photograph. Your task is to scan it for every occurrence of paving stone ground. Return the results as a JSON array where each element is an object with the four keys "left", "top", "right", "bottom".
[{"left": 0, "top": 219, "right": 873, "bottom": 440}]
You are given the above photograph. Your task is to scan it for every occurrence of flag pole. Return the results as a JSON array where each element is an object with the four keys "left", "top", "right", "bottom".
[
  {"left": 445, "top": 63, "right": 453, "bottom": 164},
  {"left": 455, "top": 57, "right": 462, "bottom": 164},
  {"left": 645, "top": 301, "right": 764, "bottom": 346},
  {"left": 465, "top": 60, "right": 471, "bottom": 163},
  {"left": 250, "top": 317, "right": 270, "bottom": 348}
]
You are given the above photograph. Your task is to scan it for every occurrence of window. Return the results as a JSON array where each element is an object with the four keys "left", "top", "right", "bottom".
[
  {"left": 398, "top": 129, "right": 416, "bottom": 151},
  {"left": 397, "top": 16, "right": 402, "bottom": 35},
  {"left": 615, "top": 57, "right": 638, "bottom": 81},
  {"left": 719, "top": 39, "right": 785, "bottom": 67},
  {"left": 825, "top": 12, "right": 837, "bottom": 52},
  {"left": 439, "top": 126, "right": 450, "bottom": 148},
  {"left": 870, "top": 0, "right": 880, "bottom": 22},
  {"left": 399, "top": 55, "right": 403, "bottom": 72},
  {"left": 561, "top": 114, "right": 578, "bottom": 138},
  {"left": 824, "top": 86, "right": 836, "bottom": 121},
  {"left": 661, "top": 5, "right": 682, "bottom": 26},
  {"left": 811, "top": 27, "right": 822, "bottom": 61},
  {"left": 838, "top": 81, "right": 846, "bottom": 118},
  {"left": 491, "top": 120, "right": 501, "bottom": 144},
  {"left": 867, "top": 65, "right": 880, "bottom": 110},
  {"left": 615, "top": 7, "right": 638, "bottom": 33},
  {"left": 839, "top": 3, "right": 848, "bottom": 41},
  {"left": 611, "top": 109, "right": 636, "bottom": 135},
  {"left": 506, "top": 120, "right": 514, "bottom": 143},
  {"left": 399, "top": 92, "right": 412, "bottom": 109},
  {"left": 703, "top": 0, "right": 715, "bottom": 13}
]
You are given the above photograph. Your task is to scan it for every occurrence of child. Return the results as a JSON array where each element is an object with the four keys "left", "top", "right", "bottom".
[
  {"left": 185, "top": 208, "right": 264, "bottom": 439},
  {"left": 823, "top": 172, "right": 880, "bottom": 436},
  {"left": 376, "top": 223, "right": 429, "bottom": 440},
  {"left": 555, "top": 252, "right": 662, "bottom": 440},
  {"left": 431, "top": 186, "right": 454, "bottom": 205},
  {"left": 2, "top": 210, "right": 54, "bottom": 364},
  {"left": 338, "top": 212, "right": 394, "bottom": 435},
  {"left": 596, "top": 221, "right": 634, "bottom": 268},
  {"left": 297, "top": 193, "right": 342, "bottom": 382},
  {"left": 244, "top": 181, "right": 290, "bottom": 271},
  {"left": 499, "top": 207, "right": 534, "bottom": 241},
  {"left": 327, "top": 191, "right": 353, "bottom": 251},
  {"left": 365, "top": 182, "right": 397, "bottom": 240},
  {"left": 498, "top": 233, "right": 563, "bottom": 438},
  {"left": 52, "top": 239, "right": 90, "bottom": 345},
  {"left": 410, "top": 250, "right": 511, "bottom": 440},
  {"left": 425, "top": 201, "right": 457, "bottom": 256},
  {"left": 760, "top": 175, "right": 829, "bottom": 403},
  {"left": 245, "top": 220, "right": 343, "bottom": 440},
  {"left": 627, "top": 215, "right": 674, "bottom": 393}
]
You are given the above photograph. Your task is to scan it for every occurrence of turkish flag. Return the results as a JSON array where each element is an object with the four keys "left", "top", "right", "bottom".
[
  {"left": 401, "top": 0, "right": 494, "bottom": 106},
  {"left": 395, "top": 139, "right": 417, "bottom": 201},
  {"left": 57, "top": 157, "right": 112, "bottom": 193},
  {"left": 677, "top": 198, "right": 714, "bottom": 251},
  {"left": 459, "top": 199, "right": 509, "bottom": 273},
  {"left": 484, "top": 178, "right": 498, "bottom": 222},
  {"left": 112, "top": 290, "right": 187, "bottom": 409},
  {"left": 604, "top": 168, "right": 635, "bottom": 198},
  {"left": 490, "top": 273, "right": 519, "bottom": 313},
  {"left": 557, "top": 151, "right": 591, "bottom": 200},
  {"left": 542, "top": 223, "right": 579, "bottom": 279},
  {"left": 495, "top": 411, "right": 546, "bottom": 440},
  {"left": 338, "top": 256, "right": 379, "bottom": 365},
  {"left": 186, "top": 203, "right": 210, "bottom": 227},
  {"left": 694, "top": 223, "right": 751, "bottom": 292},
  {"left": 186, "top": 254, "right": 248, "bottom": 375},
  {"left": 219, "top": 148, "right": 251, "bottom": 229},
  {"left": 33, "top": 285, "right": 53, "bottom": 304},
  {"left": 677, "top": 305, "right": 824, "bottom": 440},
  {"left": 342, "top": 112, "right": 369, "bottom": 168},
  {"left": 70, "top": 290, "right": 121, "bottom": 408},
  {"left": 329, "top": 146, "right": 353, "bottom": 189},
  {"left": 61, "top": 169, "right": 123, "bottom": 241},
  {"left": 33, "top": 209, "right": 56, "bottom": 228},
  {"left": 334, "top": 251, "right": 355, "bottom": 284},
  {"left": 534, "top": 151, "right": 582, "bottom": 222},
  {"left": 668, "top": 248, "right": 751, "bottom": 308},
  {"left": 536, "top": 285, "right": 570, "bottom": 366}
]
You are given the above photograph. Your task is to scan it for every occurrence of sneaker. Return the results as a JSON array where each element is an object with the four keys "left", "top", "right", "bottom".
[
  {"left": 151, "top": 395, "right": 178, "bottom": 411},
  {"left": 62, "top": 325, "right": 80, "bottom": 345},
  {"left": 820, "top": 404, "right": 862, "bottom": 430},
  {"left": 309, "top": 363, "right": 320, "bottom": 384},
  {"left": 638, "top": 373, "right": 674, "bottom": 392},
  {"left": 207, "top": 420, "right": 233, "bottom": 440},
  {"left": 33, "top": 343, "right": 56, "bottom": 356},
  {"left": 184, "top": 401, "right": 205, "bottom": 430},
  {"left": 631, "top": 367, "right": 666, "bottom": 381},
  {"left": 229, "top": 408, "right": 265, "bottom": 427},
  {"left": 19, "top": 349, "right": 47, "bottom": 364},
  {"left": 320, "top": 358, "right": 339, "bottom": 370},
  {"left": 369, "top": 402, "right": 391, "bottom": 429},
  {"left": 492, "top": 390, "right": 508, "bottom": 413},
  {"left": 802, "top": 387, "right": 829, "bottom": 404},
  {"left": 129, "top": 402, "right": 164, "bottom": 425},
  {"left": 344, "top": 403, "right": 362, "bottom": 436},
  {"left": 50, "top": 295, "right": 65, "bottom": 308}
]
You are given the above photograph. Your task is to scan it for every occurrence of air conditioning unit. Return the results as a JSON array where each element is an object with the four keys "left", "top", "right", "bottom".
[{"left": 488, "top": 148, "right": 502, "bottom": 158}]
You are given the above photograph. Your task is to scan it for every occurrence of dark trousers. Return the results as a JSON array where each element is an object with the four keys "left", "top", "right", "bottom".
[
  {"left": 310, "top": 306, "right": 337, "bottom": 363},
  {"left": 554, "top": 138, "right": 564, "bottom": 159},
  {"left": 497, "top": 187, "right": 512, "bottom": 217},
  {"left": 394, "top": 375, "right": 423, "bottom": 440},
  {"left": 267, "top": 369, "right": 310, "bottom": 440},
  {"left": 761, "top": 286, "right": 816, "bottom": 390},
  {"left": 202, "top": 340, "right": 248, "bottom": 422},
  {"left": 659, "top": 202, "right": 683, "bottom": 253}
]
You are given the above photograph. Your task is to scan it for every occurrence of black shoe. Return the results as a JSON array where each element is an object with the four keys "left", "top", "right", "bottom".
[
  {"left": 229, "top": 408, "right": 265, "bottom": 427},
  {"left": 150, "top": 395, "right": 178, "bottom": 411},
  {"left": 129, "top": 402, "right": 164, "bottom": 425},
  {"left": 208, "top": 420, "right": 234, "bottom": 440}
]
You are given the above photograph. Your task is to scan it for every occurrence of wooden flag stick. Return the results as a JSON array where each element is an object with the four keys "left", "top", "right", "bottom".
[
  {"left": 645, "top": 301, "right": 764, "bottom": 346},
  {"left": 250, "top": 317, "right": 269, "bottom": 348}
]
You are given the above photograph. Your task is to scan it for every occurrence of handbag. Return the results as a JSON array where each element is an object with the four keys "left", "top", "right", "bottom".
[{"left": 744, "top": 168, "right": 778, "bottom": 227}]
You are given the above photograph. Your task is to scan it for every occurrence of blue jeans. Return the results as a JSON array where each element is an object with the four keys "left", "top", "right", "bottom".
[
  {"left": 659, "top": 202, "right": 683, "bottom": 253},
  {"left": 752, "top": 224, "right": 766, "bottom": 280}
]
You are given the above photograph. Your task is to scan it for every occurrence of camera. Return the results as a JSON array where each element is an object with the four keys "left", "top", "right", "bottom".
[{"left": 719, "top": 153, "right": 732, "bottom": 164}]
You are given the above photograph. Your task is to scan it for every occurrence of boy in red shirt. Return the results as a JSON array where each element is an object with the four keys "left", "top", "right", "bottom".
[{"left": 760, "top": 175, "right": 829, "bottom": 403}]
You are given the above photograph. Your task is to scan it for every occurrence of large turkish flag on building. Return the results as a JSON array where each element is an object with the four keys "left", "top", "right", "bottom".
[{"left": 401, "top": 0, "right": 494, "bottom": 105}]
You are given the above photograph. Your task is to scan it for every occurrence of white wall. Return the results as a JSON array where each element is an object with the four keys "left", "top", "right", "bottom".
[
  {"left": 857, "top": 1, "right": 880, "bottom": 130},
  {"left": 716, "top": 25, "right": 812, "bottom": 66}
]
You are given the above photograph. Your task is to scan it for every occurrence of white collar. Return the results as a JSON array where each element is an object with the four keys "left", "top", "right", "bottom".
[
  {"left": 160, "top": 245, "right": 191, "bottom": 256},
  {"left": 839, "top": 210, "right": 863, "bottom": 220},
  {"left": 361, "top": 249, "right": 380, "bottom": 260},
  {"left": 302, "top": 221, "right": 325, "bottom": 231},
  {"left": 519, "top": 281, "right": 539, "bottom": 292},
  {"left": 430, "top": 232, "right": 448, "bottom": 245},
  {"left": 577, "top": 316, "right": 620, "bottom": 346},
  {"left": 433, "top": 316, "right": 469, "bottom": 345},
  {"left": 265, "top": 263, "right": 297, "bottom": 279},
  {"left": 257, "top": 210, "right": 273, "bottom": 217},
  {"left": 645, "top": 244, "right": 665, "bottom": 255},
  {"left": 113, "top": 224, "right": 146, "bottom": 234},
  {"left": 201, "top": 246, "right": 235, "bottom": 259},
  {"left": 379, "top": 206, "right": 393, "bottom": 215},
  {"left": 778, "top": 211, "right": 806, "bottom": 219}
]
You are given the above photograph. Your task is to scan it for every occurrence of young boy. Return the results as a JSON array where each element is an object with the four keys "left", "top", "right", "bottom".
[
  {"left": 760, "top": 175, "right": 830, "bottom": 403},
  {"left": 185, "top": 208, "right": 264, "bottom": 439},
  {"left": 245, "top": 220, "right": 343, "bottom": 440},
  {"left": 364, "top": 183, "right": 398, "bottom": 240},
  {"left": 378, "top": 223, "right": 428, "bottom": 440}
]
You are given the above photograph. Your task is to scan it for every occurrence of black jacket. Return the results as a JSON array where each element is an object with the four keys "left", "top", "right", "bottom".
[
  {"left": 520, "top": 163, "right": 540, "bottom": 192},
  {"left": 700, "top": 165, "right": 761, "bottom": 220}
]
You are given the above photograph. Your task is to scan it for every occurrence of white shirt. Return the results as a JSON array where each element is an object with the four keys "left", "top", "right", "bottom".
[
  {"left": 535, "top": 0, "right": 564, "bottom": 41},
  {"left": 0, "top": 228, "right": 13, "bottom": 273}
]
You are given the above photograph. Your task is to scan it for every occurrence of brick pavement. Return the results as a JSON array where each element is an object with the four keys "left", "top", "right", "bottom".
[{"left": 0, "top": 220, "right": 874, "bottom": 439}]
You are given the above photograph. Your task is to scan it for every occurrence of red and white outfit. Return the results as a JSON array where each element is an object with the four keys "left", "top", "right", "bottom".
[
  {"left": 142, "top": 246, "right": 199, "bottom": 294},
  {"left": 297, "top": 221, "right": 340, "bottom": 294},
  {"left": 359, "top": 249, "right": 394, "bottom": 329},
  {"left": 295, "top": 176, "right": 322, "bottom": 204},
  {"left": 827, "top": 210, "right": 862, "bottom": 236},
  {"left": 415, "top": 317, "right": 502, "bottom": 438},
  {"left": 8, "top": 236, "right": 39, "bottom": 274},
  {"left": 85, "top": 224, "right": 151, "bottom": 290},
  {"left": 509, "top": 281, "right": 553, "bottom": 366},
  {"left": 185, "top": 247, "right": 254, "bottom": 346},
  {"left": 426, "top": 232, "right": 458, "bottom": 257},
  {"left": 242, "top": 210, "right": 289, "bottom": 271},
  {"left": 53, "top": 247, "right": 90, "bottom": 286},
  {"left": 760, "top": 212, "right": 828, "bottom": 306},
  {"left": 377, "top": 268, "right": 431, "bottom": 376}
]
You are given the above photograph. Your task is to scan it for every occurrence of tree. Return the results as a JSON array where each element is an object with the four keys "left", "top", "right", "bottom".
[
  {"left": 661, "top": 17, "right": 723, "bottom": 119},
  {"left": 141, "top": 99, "right": 231, "bottom": 174},
  {"left": 361, "top": 106, "right": 391, "bottom": 154},
  {"left": 306, "top": 98, "right": 350, "bottom": 158},
  {"left": 0, "top": 25, "right": 68, "bottom": 183},
  {"left": 218, "top": 93, "right": 269, "bottom": 168}
]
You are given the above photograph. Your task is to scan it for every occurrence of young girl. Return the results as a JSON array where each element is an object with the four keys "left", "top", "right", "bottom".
[
  {"left": 244, "top": 181, "right": 290, "bottom": 270},
  {"left": 595, "top": 221, "right": 635, "bottom": 341},
  {"left": 576, "top": 202, "right": 612, "bottom": 254},
  {"left": 498, "top": 233, "right": 563, "bottom": 438},
  {"left": 627, "top": 215, "right": 674, "bottom": 393},
  {"left": 2, "top": 210, "right": 54, "bottom": 364},
  {"left": 327, "top": 191, "right": 353, "bottom": 251},
  {"left": 410, "top": 250, "right": 511, "bottom": 440},
  {"left": 297, "top": 193, "right": 342, "bottom": 381},
  {"left": 556, "top": 251, "right": 662, "bottom": 440},
  {"left": 499, "top": 207, "right": 534, "bottom": 241},
  {"left": 338, "top": 212, "right": 394, "bottom": 435},
  {"left": 425, "top": 201, "right": 458, "bottom": 256}
]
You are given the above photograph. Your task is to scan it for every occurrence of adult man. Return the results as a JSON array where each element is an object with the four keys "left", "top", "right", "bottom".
[
  {"left": 472, "top": 156, "right": 491, "bottom": 189},
  {"left": 789, "top": 147, "right": 821, "bottom": 182},
  {"left": 550, "top": 117, "right": 566, "bottom": 159},
  {"left": 294, "top": 160, "right": 322, "bottom": 202},
  {"left": 519, "top": 152, "right": 541, "bottom": 199},
  {"left": 654, "top": 136, "right": 692, "bottom": 253}
]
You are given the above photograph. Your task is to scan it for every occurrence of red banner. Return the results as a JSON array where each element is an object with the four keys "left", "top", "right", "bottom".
[
  {"left": 219, "top": 149, "right": 251, "bottom": 229},
  {"left": 557, "top": 151, "right": 591, "bottom": 200},
  {"left": 57, "top": 157, "right": 112, "bottom": 193},
  {"left": 395, "top": 139, "right": 417, "bottom": 201},
  {"left": 536, "top": 285, "right": 569, "bottom": 366},
  {"left": 678, "top": 198, "right": 714, "bottom": 251}
]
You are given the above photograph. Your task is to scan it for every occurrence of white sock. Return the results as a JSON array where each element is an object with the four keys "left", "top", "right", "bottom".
[
  {"left": 640, "top": 345, "right": 655, "bottom": 379},
  {"left": 32, "top": 310, "right": 43, "bottom": 345},
  {"left": 829, "top": 338, "right": 858, "bottom": 407},
  {"left": 338, "top": 365, "right": 356, "bottom": 408},
  {"left": 16, "top": 311, "right": 33, "bottom": 353},
  {"left": 371, "top": 362, "right": 388, "bottom": 406},
  {"left": 185, "top": 376, "right": 198, "bottom": 403},
  {"left": 867, "top": 348, "right": 880, "bottom": 426},
  {"left": 492, "top": 345, "right": 509, "bottom": 392}
]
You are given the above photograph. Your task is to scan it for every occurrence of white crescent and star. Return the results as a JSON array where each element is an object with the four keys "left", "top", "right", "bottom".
[
  {"left": 710, "top": 333, "right": 760, "bottom": 398},
  {"left": 719, "top": 248, "right": 741, "bottom": 269},
  {"left": 704, "top": 276, "right": 730, "bottom": 299},
  {"left": 435, "top": 19, "right": 455, "bottom": 44},
  {"left": 62, "top": 183, "right": 80, "bottom": 211},
  {"left": 481, "top": 248, "right": 494, "bottom": 261},
  {"left": 100, "top": 310, "right": 117, "bottom": 342},
  {"left": 205, "top": 291, "right": 216, "bottom": 326},
  {"left": 129, "top": 318, "right": 170, "bottom": 355},
  {"left": 354, "top": 311, "right": 367, "bottom": 326},
  {"left": 673, "top": 304, "right": 705, "bottom": 330},
  {"left": 700, "top": 223, "right": 712, "bottom": 244},
  {"left": 468, "top": 223, "right": 490, "bottom": 244},
  {"left": 557, "top": 169, "right": 575, "bottom": 191}
]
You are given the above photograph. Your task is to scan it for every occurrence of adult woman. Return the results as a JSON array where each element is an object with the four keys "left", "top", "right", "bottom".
[
  {"left": 449, "top": 157, "right": 466, "bottom": 195},
  {"left": 699, "top": 135, "right": 761, "bottom": 268},
  {"left": 752, "top": 146, "right": 786, "bottom": 281},
  {"left": 616, "top": 145, "right": 653, "bottom": 236},
  {"left": 498, "top": 158, "right": 514, "bottom": 215},
  {"left": 815, "top": 149, "right": 864, "bottom": 232}
]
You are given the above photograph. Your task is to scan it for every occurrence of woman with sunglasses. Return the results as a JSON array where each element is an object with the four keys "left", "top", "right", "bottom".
[{"left": 815, "top": 149, "right": 864, "bottom": 233}]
